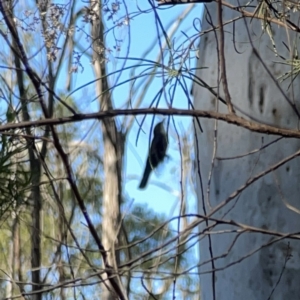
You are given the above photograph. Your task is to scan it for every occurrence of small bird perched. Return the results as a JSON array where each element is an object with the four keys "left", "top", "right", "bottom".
[{"left": 139, "top": 121, "right": 168, "bottom": 189}]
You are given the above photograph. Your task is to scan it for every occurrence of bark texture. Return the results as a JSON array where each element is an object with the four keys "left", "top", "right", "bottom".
[{"left": 194, "top": 1, "right": 300, "bottom": 299}]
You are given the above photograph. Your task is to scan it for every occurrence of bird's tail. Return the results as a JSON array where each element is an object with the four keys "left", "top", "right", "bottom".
[{"left": 139, "top": 161, "right": 152, "bottom": 189}]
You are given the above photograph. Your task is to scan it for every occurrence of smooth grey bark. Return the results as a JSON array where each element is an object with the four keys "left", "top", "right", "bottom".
[
  {"left": 91, "top": 2, "right": 126, "bottom": 299},
  {"left": 193, "top": 1, "right": 300, "bottom": 299}
]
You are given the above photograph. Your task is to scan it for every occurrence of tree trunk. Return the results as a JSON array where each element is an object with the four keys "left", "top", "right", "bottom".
[
  {"left": 194, "top": 2, "right": 300, "bottom": 299},
  {"left": 91, "top": 2, "right": 126, "bottom": 299}
]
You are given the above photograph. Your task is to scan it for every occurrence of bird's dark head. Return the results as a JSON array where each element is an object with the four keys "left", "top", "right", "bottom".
[{"left": 154, "top": 120, "right": 165, "bottom": 135}]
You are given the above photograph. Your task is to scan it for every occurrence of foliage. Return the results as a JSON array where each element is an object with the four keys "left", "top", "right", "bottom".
[{"left": 0, "top": 0, "right": 299, "bottom": 299}]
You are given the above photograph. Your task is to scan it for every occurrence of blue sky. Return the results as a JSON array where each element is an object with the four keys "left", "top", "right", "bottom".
[
  {"left": 0, "top": 1, "right": 206, "bottom": 296},
  {"left": 60, "top": 1, "right": 206, "bottom": 216},
  {"left": 110, "top": 1, "right": 205, "bottom": 215},
  {"left": 2, "top": 2, "right": 205, "bottom": 216}
]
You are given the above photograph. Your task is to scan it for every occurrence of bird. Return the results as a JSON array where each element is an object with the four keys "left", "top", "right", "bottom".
[{"left": 139, "top": 121, "right": 168, "bottom": 189}]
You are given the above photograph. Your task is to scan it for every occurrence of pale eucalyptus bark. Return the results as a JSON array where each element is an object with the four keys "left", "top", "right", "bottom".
[
  {"left": 91, "top": 2, "right": 126, "bottom": 299},
  {"left": 194, "top": 1, "right": 300, "bottom": 299}
]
